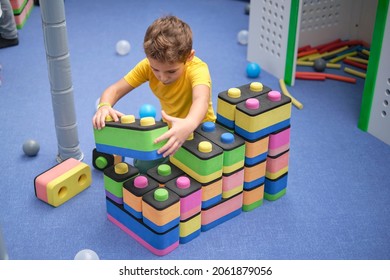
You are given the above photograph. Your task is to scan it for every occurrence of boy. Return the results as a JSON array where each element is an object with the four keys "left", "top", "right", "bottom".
[{"left": 93, "top": 15, "right": 216, "bottom": 172}]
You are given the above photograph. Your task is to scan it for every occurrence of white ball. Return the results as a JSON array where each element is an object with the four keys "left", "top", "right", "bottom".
[
  {"left": 116, "top": 40, "right": 131, "bottom": 56},
  {"left": 237, "top": 30, "right": 249, "bottom": 45},
  {"left": 95, "top": 97, "right": 100, "bottom": 111},
  {"left": 74, "top": 249, "right": 100, "bottom": 260}
]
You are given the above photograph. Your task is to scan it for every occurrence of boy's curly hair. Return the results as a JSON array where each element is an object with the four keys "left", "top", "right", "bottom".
[{"left": 144, "top": 15, "right": 193, "bottom": 64}]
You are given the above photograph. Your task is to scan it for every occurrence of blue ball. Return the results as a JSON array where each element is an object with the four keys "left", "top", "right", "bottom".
[
  {"left": 246, "top": 62, "right": 261, "bottom": 78},
  {"left": 139, "top": 104, "right": 157, "bottom": 118}
]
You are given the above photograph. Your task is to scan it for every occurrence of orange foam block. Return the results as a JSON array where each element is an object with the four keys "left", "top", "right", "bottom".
[
  {"left": 34, "top": 158, "right": 92, "bottom": 207},
  {"left": 243, "top": 183, "right": 264, "bottom": 212}
]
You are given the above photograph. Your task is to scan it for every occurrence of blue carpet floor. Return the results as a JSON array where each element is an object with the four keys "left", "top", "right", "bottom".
[{"left": 1, "top": 0, "right": 389, "bottom": 260}]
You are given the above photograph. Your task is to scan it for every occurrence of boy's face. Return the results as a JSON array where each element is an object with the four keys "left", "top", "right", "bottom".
[{"left": 148, "top": 57, "right": 186, "bottom": 85}]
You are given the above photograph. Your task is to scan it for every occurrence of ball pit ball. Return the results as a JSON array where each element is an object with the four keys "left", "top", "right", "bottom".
[
  {"left": 116, "top": 40, "right": 131, "bottom": 56},
  {"left": 74, "top": 249, "right": 100, "bottom": 260},
  {"left": 95, "top": 97, "right": 100, "bottom": 111},
  {"left": 245, "top": 3, "right": 250, "bottom": 15},
  {"left": 22, "top": 139, "right": 40, "bottom": 157},
  {"left": 246, "top": 62, "right": 261, "bottom": 78},
  {"left": 139, "top": 104, "right": 157, "bottom": 118},
  {"left": 313, "top": 58, "right": 326, "bottom": 72},
  {"left": 237, "top": 30, "right": 249, "bottom": 45}
]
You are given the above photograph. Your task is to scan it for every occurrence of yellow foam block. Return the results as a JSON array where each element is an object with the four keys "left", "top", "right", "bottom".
[
  {"left": 180, "top": 213, "right": 201, "bottom": 237},
  {"left": 217, "top": 98, "right": 236, "bottom": 122},
  {"left": 235, "top": 102, "right": 291, "bottom": 133},
  {"left": 34, "top": 158, "right": 92, "bottom": 207},
  {"left": 266, "top": 166, "right": 289, "bottom": 180},
  {"left": 223, "top": 160, "right": 245, "bottom": 174}
]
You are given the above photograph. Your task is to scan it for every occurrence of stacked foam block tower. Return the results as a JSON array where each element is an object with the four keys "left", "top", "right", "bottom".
[
  {"left": 93, "top": 82, "right": 292, "bottom": 256},
  {"left": 230, "top": 84, "right": 292, "bottom": 201}
]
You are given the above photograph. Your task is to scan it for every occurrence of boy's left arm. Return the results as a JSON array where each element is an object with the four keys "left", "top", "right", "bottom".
[{"left": 154, "top": 84, "right": 210, "bottom": 157}]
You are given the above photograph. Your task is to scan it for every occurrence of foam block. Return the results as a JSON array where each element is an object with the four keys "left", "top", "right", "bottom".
[
  {"left": 201, "top": 177, "right": 223, "bottom": 209},
  {"left": 264, "top": 172, "right": 288, "bottom": 201},
  {"left": 123, "top": 175, "right": 159, "bottom": 219},
  {"left": 234, "top": 91, "right": 292, "bottom": 140},
  {"left": 195, "top": 121, "right": 245, "bottom": 174},
  {"left": 222, "top": 168, "right": 244, "bottom": 199},
  {"left": 266, "top": 150, "right": 290, "bottom": 179},
  {"left": 216, "top": 82, "right": 271, "bottom": 129},
  {"left": 142, "top": 188, "right": 180, "bottom": 233},
  {"left": 170, "top": 133, "right": 223, "bottom": 184},
  {"left": 243, "top": 183, "right": 264, "bottom": 212},
  {"left": 165, "top": 176, "right": 202, "bottom": 221},
  {"left": 146, "top": 162, "right": 184, "bottom": 187},
  {"left": 244, "top": 159, "right": 266, "bottom": 190},
  {"left": 106, "top": 198, "right": 179, "bottom": 256},
  {"left": 94, "top": 116, "right": 168, "bottom": 160},
  {"left": 12, "top": 0, "right": 33, "bottom": 29},
  {"left": 92, "top": 148, "right": 123, "bottom": 171},
  {"left": 268, "top": 126, "right": 290, "bottom": 156},
  {"left": 103, "top": 162, "right": 139, "bottom": 204},
  {"left": 201, "top": 192, "right": 243, "bottom": 232},
  {"left": 179, "top": 212, "right": 201, "bottom": 244},
  {"left": 34, "top": 158, "right": 91, "bottom": 207},
  {"left": 11, "top": 0, "right": 27, "bottom": 13},
  {"left": 244, "top": 135, "right": 269, "bottom": 165}
]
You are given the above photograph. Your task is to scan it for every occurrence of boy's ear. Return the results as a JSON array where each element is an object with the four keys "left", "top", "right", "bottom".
[{"left": 186, "top": 49, "right": 195, "bottom": 62}]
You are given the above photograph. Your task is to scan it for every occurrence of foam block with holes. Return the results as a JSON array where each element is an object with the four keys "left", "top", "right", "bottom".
[{"left": 34, "top": 158, "right": 92, "bottom": 207}]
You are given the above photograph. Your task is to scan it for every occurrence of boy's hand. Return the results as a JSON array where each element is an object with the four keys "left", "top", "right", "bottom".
[
  {"left": 92, "top": 105, "right": 124, "bottom": 130},
  {"left": 154, "top": 111, "right": 195, "bottom": 157}
]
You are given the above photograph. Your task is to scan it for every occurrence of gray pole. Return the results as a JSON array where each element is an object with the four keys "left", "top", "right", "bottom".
[
  {"left": 40, "top": 0, "right": 83, "bottom": 162},
  {"left": 0, "top": 226, "right": 8, "bottom": 260}
]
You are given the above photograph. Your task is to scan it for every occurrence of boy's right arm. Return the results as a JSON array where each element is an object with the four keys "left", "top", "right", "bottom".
[{"left": 93, "top": 78, "right": 134, "bottom": 130}]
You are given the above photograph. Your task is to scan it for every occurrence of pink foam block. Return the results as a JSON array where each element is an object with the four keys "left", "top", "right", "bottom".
[
  {"left": 222, "top": 169, "right": 244, "bottom": 192},
  {"left": 13, "top": 0, "right": 33, "bottom": 27},
  {"left": 268, "top": 127, "right": 290, "bottom": 156},
  {"left": 179, "top": 185, "right": 202, "bottom": 220},
  {"left": 266, "top": 151, "right": 290, "bottom": 173},
  {"left": 180, "top": 189, "right": 202, "bottom": 214},
  {"left": 201, "top": 193, "right": 243, "bottom": 225},
  {"left": 10, "top": 0, "right": 25, "bottom": 9}
]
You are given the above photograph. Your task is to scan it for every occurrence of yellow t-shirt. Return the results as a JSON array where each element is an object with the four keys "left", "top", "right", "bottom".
[{"left": 123, "top": 57, "right": 216, "bottom": 123}]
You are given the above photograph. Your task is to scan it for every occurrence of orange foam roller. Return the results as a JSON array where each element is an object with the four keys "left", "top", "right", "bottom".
[{"left": 295, "top": 72, "right": 356, "bottom": 83}]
